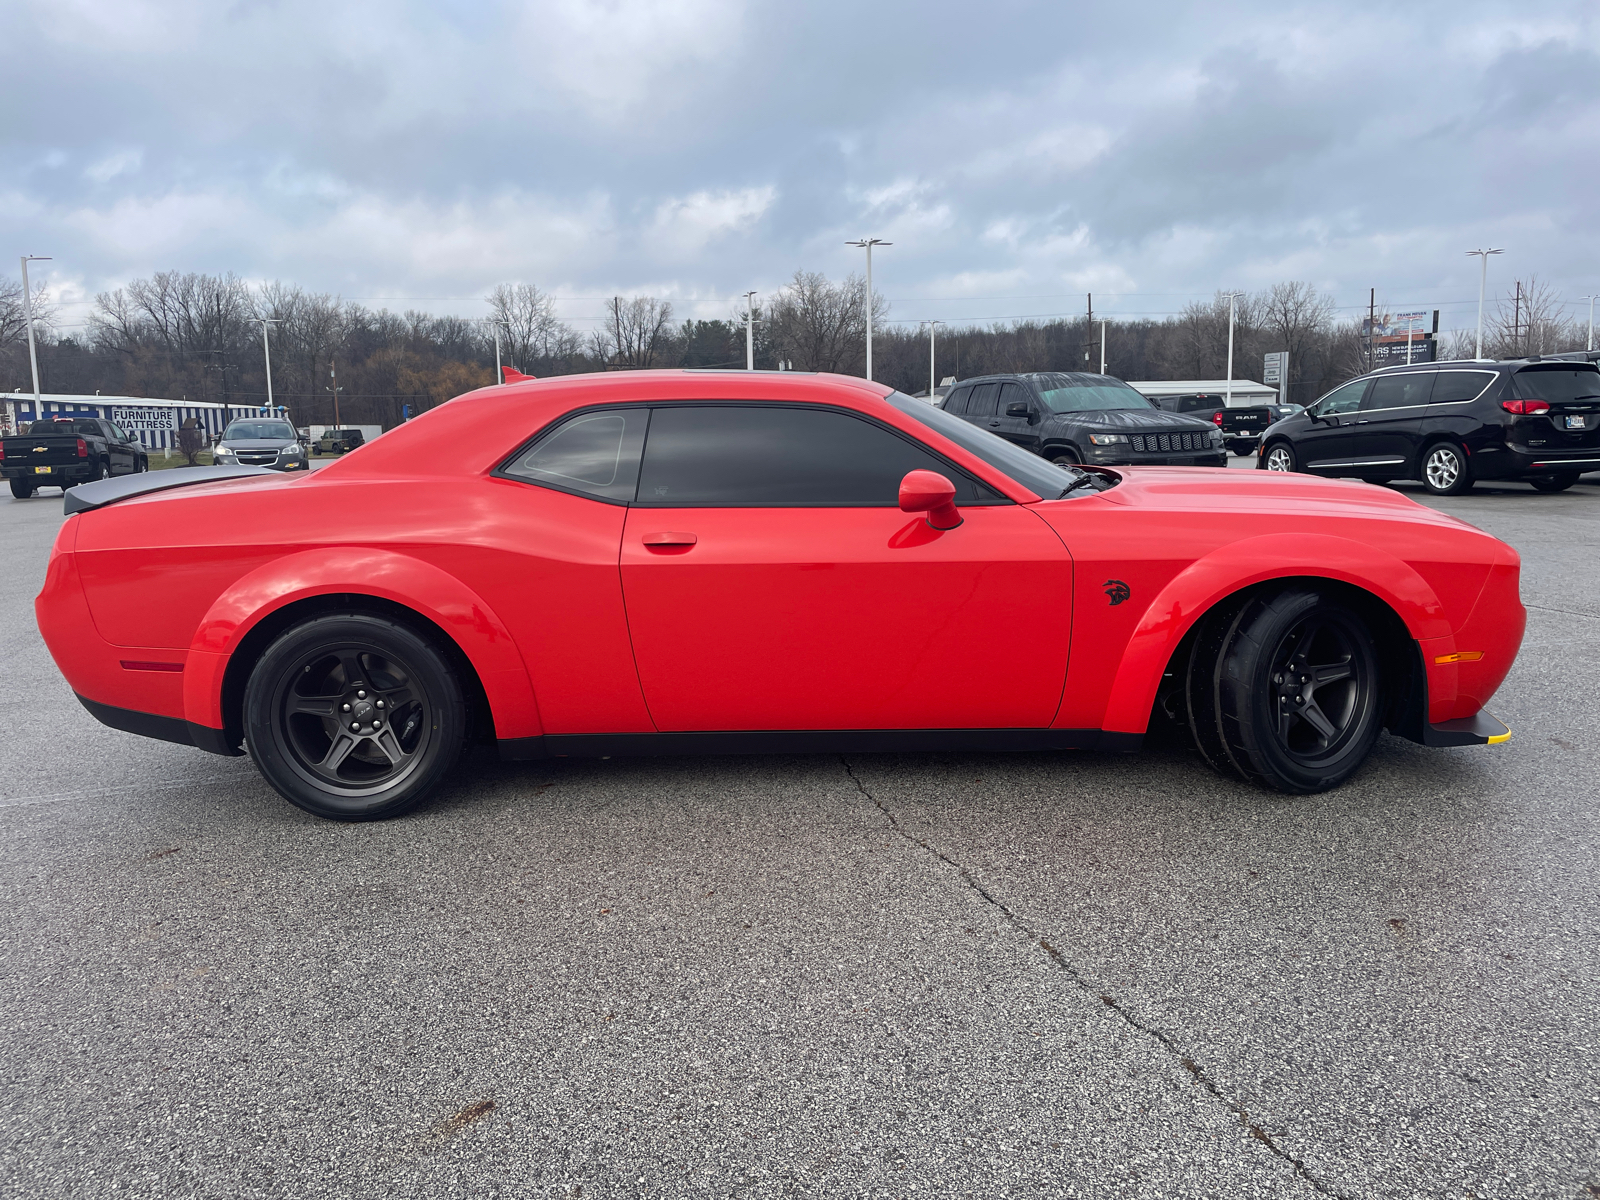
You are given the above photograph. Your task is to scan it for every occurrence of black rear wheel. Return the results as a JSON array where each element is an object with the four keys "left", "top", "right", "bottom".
[
  {"left": 9, "top": 479, "right": 35, "bottom": 499},
  {"left": 244, "top": 614, "right": 467, "bottom": 820},
  {"left": 1188, "top": 587, "right": 1382, "bottom": 793},
  {"left": 1528, "top": 472, "right": 1578, "bottom": 493}
]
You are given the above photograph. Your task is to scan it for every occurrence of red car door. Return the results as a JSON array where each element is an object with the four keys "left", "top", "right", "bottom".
[{"left": 619, "top": 404, "right": 1072, "bottom": 732}]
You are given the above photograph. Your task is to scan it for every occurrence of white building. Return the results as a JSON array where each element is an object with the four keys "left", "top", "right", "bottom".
[
  {"left": 1, "top": 394, "right": 287, "bottom": 447},
  {"left": 1125, "top": 379, "right": 1283, "bottom": 406}
]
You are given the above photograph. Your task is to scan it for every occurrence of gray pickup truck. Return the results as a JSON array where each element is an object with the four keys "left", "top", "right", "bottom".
[
  {"left": 1150, "top": 393, "right": 1305, "bottom": 457},
  {"left": 2, "top": 417, "right": 149, "bottom": 499}
]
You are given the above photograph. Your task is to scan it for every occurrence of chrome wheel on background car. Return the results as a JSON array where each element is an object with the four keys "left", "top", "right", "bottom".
[
  {"left": 1264, "top": 443, "right": 1295, "bottom": 472},
  {"left": 1186, "top": 587, "right": 1381, "bottom": 793},
  {"left": 1422, "top": 443, "right": 1472, "bottom": 495},
  {"left": 244, "top": 614, "right": 467, "bottom": 820}
]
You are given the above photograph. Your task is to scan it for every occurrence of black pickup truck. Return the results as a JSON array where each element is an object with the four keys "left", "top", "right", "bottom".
[
  {"left": 1149, "top": 393, "right": 1305, "bottom": 457},
  {"left": 2, "top": 418, "right": 149, "bottom": 499}
]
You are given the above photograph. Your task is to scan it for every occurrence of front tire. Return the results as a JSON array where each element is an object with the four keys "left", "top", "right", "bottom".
[
  {"left": 1263, "top": 442, "right": 1296, "bottom": 472},
  {"left": 1049, "top": 448, "right": 1081, "bottom": 467},
  {"left": 1189, "top": 587, "right": 1382, "bottom": 793},
  {"left": 1420, "top": 442, "right": 1473, "bottom": 495},
  {"left": 243, "top": 614, "right": 468, "bottom": 821}
]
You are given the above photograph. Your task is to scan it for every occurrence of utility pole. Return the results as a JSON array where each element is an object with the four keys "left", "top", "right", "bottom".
[
  {"left": 743, "top": 291, "right": 757, "bottom": 370},
  {"left": 1223, "top": 292, "right": 1244, "bottom": 405},
  {"left": 494, "top": 331, "right": 502, "bottom": 383},
  {"left": 327, "top": 357, "right": 342, "bottom": 430},
  {"left": 1512, "top": 281, "right": 1523, "bottom": 356},
  {"left": 927, "top": 320, "right": 943, "bottom": 397},
  {"left": 1584, "top": 295, "right": 1596, "bottom": 353},
  {"left": 1368, "top": 288, "right": 1376, "bottom": 372},
  {"left": 1466, "top": 248, "right": 1503, "bottom": 360},
  {"left": 19, "top": 256, "right": 50, "bottom": 405},
  {"left": 1085, "top": 293, "right": 1093, "bottom": 367},
  {"left": 845, "top": 238, "right": 891, "bottom": 381}
]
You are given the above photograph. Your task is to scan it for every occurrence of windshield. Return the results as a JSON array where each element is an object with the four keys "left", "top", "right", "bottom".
[
  {"left": 884, "top": 391, "right": 1084, "bottom": 499},
  {"left": 1514, "top": 367, "right": 1600, "bottom": 403},
  {"left": 1029, "top": 372, "right": 1156, "bottom": 413},
  {"left": 225, "top": 421, "right": 295, "bottom": 440},
  {"left": 27, "top": 419, "right": 100, "bottom": 435}
]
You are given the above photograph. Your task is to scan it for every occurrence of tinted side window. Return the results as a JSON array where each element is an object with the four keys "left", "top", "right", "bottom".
[
  {"left": 1365, "top": 373, "right": 1435, "bottom": 410},
  {"left": 1316, "top": 380, "right": 1368, "bottom": 415},
  {"left": 636, "top": 405, "right": 982, "bottom": 505},
  {"left": 966, "top": 384, "right": 1000, "bottom": 417},
  {"left": 944, "top": 387, "right": 971, "bottom": 414},
  {"left": 503, "top": 407, "right": 648, "bottom": 503},
  {"left": 1429, "top": 371, "right": 1496, "bottom": 404},
  {"left": 997, "top": 382, "right": 1030, "bottom": 413},
  {"left": 1179, "top": 397, "right": 1212, "bottom": 413}
]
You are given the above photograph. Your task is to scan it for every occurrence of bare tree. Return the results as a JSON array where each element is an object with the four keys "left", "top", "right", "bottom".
[
  {"left": 485, "top": 283, "right": 580, "bottom": 373},
  {"left": 766, "top": 271, "right": 885, "bottom": 373},
  {"left": 1488, "top": 276, "right": 1572, "bottom": 358},
  {"left": 1, "top": 274, "right": 55, "bottom": 351},
  {"left": 597, "top": 296, "right": 674, "bottom": 369},
  {"left": 1256, "top": 281, "right": 1336, "bottom": 403}
]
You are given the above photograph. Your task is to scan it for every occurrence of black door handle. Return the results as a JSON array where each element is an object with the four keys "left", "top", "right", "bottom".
[{"left": 988, "top": 421, "right": 1001, "bottom": 427}]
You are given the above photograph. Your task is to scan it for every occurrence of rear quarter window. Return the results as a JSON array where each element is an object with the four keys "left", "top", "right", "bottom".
[{"left": 1513, "top": 367, "right": 1600, "bottom": 403}]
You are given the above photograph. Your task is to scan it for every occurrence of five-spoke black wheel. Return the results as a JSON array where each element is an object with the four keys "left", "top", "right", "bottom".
[
  {"left": 1186, "top": 587, "right": 1381, "bottom": 792},
  {"left": 244, "top": 614, "right": 467, "bottom": 820}
]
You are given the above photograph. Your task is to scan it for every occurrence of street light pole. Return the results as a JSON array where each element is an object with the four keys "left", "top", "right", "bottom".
[
  {"left": 1100, "top": 319, "right": 1107, "bottom": 374},
  {"left": 743, "top": 291, "right": 757, "bottom": 370},
  {"left": 1222, "top": 292, "right": 1244, "bottom": 406},
  {"left": 1584, "top": 295, "right": 1596, "bottom": 353},
  {"left": 19, "top": 256, "right": 50, "bottom": 406},
  {"left": 927, "top": 320, "right": 943, "bottom": 398},
  {"left": 845, "top": 238, "right": 891, "bottom": 381},
  {"left": 257, "top": 318, "right": 281, "bottom": 412},
  {"left": 1466, "top": 248, "right": 1503, "bottom": 359}
]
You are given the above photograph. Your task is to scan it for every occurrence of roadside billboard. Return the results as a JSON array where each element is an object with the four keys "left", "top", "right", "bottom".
[
  {"left": 1363, "top": 310, "right": 1437, "bottom": 368},
  {"left": 111, "top": 406, "right": 179, "bottom": 434}
]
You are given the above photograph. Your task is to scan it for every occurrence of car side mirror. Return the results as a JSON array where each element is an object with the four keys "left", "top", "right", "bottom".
[
  {"left": 1005, "top": 402, "right": 1031, "bottom": 418},
  {"left": 899, "top": 469, "right": 962, "bottom": 531}
]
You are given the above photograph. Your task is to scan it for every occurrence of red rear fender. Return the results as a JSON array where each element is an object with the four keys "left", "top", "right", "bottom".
[{"left": 183, "top": 548, "right": 541, "bottom": 737}]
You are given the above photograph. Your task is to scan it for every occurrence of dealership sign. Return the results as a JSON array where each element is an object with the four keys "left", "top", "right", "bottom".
[{"left": 111, "top": 406, "right": 178, "bottom": 433}]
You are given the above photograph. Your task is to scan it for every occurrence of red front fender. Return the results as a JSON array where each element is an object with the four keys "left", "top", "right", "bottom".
[
  {"left": 182, "top": 548, "right": 542, "bottom": 738},
  {"left": 1098, "top": 533, "right": 1458, "bottom": 735}
]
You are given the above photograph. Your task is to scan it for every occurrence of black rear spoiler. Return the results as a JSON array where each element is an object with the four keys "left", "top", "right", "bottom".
[{"left": 62, "top": 466, "right": 278, "bottom": 515}]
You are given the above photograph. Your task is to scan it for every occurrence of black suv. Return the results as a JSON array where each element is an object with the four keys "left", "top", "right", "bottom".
[
  {"left": 1257, "top": 357, "right": 1600, "bottom": 494},
  {"left": 943, "top": 372, "right": 1226, "bottom": 468}
]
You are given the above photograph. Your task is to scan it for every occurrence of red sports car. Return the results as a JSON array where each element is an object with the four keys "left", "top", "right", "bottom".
[{"left": 35, "top": 371, "right": 1523, "bottom": 821}]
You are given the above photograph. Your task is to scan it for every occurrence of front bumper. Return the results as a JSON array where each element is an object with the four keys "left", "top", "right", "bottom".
[
  {"left": 215, "top": 453, "right": 307, "bottom": 471},
  {"left": 1422, "top": 710, "right": 1511, "bottom": 747},
  {"left": 1089, "top": 449, "right": 1229, "bottom": 468}
]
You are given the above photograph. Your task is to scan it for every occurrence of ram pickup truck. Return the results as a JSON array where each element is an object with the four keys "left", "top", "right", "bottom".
[
  {"left": 1150, "top": 393, "right": 1305, "bottom": 457},
  {"left": 2, "top": 418, "right": 149, "bottom": 499}
]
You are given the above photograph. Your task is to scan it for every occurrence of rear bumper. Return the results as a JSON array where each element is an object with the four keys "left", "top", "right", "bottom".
[
  {"left": 1477, "top": 445, "right": 1600, "bottom": 478},
  {"left": 3, "top": 464, "right": 95, "bottom": 484},
  {"left": 75, "top": 694, "right": 242, "bottom": 756}
]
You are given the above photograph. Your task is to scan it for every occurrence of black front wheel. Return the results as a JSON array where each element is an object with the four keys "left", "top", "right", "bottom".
[
  {"left": 244, "top": 614, "right": 468, "bottom": 820},
  {"left": 1262, "top": 442, "right": 1296, "bottom": 473},
  {"left": 1420, "top": 442, "right": 1473, "bottom": 495},
  {"left": 1187, "top": 587, "right": 1382, "bottom": 793}
]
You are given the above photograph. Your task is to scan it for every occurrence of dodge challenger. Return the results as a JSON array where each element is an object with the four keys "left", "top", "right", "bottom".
[{"left": 35, "top": 371, "right": 1523, "bottom": 821}]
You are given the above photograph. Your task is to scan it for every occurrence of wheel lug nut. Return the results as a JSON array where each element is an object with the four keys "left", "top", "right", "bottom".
[
  {"left": 376, "top": 700, "right": 385, "bottom": 709},
  {"left": 342, "top": 703, "right": 351, "bottom": 712},
  {"left": 373, "top": 720, "right": 382, "bottom": 729},
  {"left": 349, "top": 722, "right": 360, "bottom": 731},
  {"left": 357, "top": 690, "right": 367, "bottom": 699}
]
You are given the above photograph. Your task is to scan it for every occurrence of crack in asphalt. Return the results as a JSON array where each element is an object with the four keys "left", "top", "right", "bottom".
[{"left": 840, "top": 755, "right": 1357, "bottom": 1200}]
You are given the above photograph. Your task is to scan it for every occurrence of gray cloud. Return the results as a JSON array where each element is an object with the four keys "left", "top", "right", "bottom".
[{"left": 3, "top": 0, "right": 1597, "bottom": 337}]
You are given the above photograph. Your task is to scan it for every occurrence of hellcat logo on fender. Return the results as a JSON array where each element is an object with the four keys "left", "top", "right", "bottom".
[{"left": 1103, "top": 579, "right": 1130, "bottom": 606}]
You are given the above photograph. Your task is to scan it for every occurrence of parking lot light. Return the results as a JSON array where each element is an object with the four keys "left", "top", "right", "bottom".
[
  {"left": 1583, "top": 295, "right": 1596, "bottom": 353},
  {"left": 743, "top": 291, "right": 757, "bottom": 370},
  {"left": 19, "top": 256, "right": 50, "bottom": 405},
  {"left": 1222, "top": 291, "right": 1244, "bottom": 406},
  {"left": 1467, "top": 248, "right": 1503, "bottom": 359},
  {"left": 845, "top": 238, "right": 891, "bottom": 381},
  {"left": 926, "top": 320, "right": 944, "bottom": 398}
]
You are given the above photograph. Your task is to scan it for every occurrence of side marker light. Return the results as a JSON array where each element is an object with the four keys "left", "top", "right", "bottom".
[{"left": 1433, "top": 651, "right": 1484, "bottom": 664}]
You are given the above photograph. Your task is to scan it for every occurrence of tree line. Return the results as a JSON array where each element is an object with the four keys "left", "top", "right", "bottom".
[{"left": 2, "top": 268, "right": 1594, "bottom": 431}]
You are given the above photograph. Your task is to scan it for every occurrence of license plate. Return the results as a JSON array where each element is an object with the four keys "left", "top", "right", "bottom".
[
  {"left": 1565, "top": 415, "right": 1587, "bottom": 429},
  {"left": 34, "top": 466, "right": 52, "bottom": 474}
]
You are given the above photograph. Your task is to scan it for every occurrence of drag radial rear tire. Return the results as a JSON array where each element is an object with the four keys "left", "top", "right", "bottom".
[
  {"left": 1189, "top": 587, "right": 1382, "bottom": 793},
  {"left": 244, "top": 614, "right": 467, "bottom": 821}
]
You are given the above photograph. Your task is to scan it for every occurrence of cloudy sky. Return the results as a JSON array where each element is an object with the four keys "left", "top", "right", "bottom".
[{"left": 4, "top": 0, "right": 1597, "bottom": 339}]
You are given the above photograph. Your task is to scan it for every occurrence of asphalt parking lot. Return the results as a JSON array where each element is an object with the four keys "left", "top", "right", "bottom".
[{"left": 1, "top": 470, "right": 1596, "bottom": 1200}]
